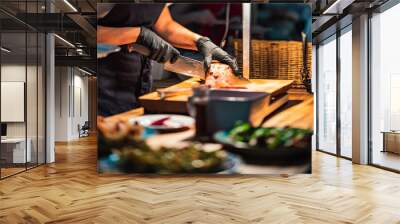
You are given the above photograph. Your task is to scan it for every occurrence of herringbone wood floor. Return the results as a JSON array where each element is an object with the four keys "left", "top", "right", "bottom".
[{"left": 1, "top": 136, "right": 400, "bottom": 224}]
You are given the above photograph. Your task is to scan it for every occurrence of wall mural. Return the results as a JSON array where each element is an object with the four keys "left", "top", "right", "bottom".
[{"left": 96, "top": 3, "right": 313, "bottom": 175}]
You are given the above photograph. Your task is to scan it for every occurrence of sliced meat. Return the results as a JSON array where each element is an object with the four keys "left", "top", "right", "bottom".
[{"left": 205, "top": 63, "right": 249, "bottom": 88}]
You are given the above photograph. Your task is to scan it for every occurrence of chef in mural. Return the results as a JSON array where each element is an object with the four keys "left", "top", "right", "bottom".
[{"left": 97, "top": 4, "right": 239, "bottom": 116}]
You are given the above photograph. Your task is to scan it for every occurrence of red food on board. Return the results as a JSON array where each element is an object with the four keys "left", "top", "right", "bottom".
[{"left": 205, "top": 63, "right": 248, "bottom": 88}]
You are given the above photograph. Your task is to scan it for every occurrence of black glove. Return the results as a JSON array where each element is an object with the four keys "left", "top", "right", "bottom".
[
  {"left": 196, "top": 37, "right": 240, "bottom": 75},
  {"left": 136, "top": 27, "right": 180, "bottom": 63}
]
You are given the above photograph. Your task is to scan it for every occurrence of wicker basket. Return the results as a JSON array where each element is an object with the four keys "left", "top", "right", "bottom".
[{"left": 233, "top": 39, "right": 312, "bottom": 89}]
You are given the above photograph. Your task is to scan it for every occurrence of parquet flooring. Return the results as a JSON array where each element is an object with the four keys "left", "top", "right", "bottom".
[
  {"left": 1, "top": 135, "right": 400, "bottom": 224},
  {"left": 1, "top": 167, "right": 26, "bottom": 178}
]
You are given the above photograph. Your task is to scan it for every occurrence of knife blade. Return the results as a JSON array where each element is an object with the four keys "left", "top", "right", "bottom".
[
  {"left": 164, "top": 55, "right": 206, "bottom": 80},
  {"left": 128, "top": 43, "right": 206, "bottom": 80},
  {"left": 156, "top": 88, "right": 193, "bottom": 99}
]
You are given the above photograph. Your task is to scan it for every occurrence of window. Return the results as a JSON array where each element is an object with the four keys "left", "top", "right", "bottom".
[
  {"left": 0, "top": 1, "right": 46, "bottom": 179},
  {"left": 370, "top": 3, "right": 400, "bottom": 171},
  {"left": 317, "top": 35, "right": 337, "bottom": 154},
  {"left": 339, "top": 27, "right": 352, "bottom": 158}
]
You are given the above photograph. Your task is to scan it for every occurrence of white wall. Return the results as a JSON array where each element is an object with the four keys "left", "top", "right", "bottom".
[
  {"left": 72, "top": 73, "right": 89, "bottom": 138},
  {"left": 54, "top": 67, "right": 89, "bottom": 141},
  {"left": 55, "top": 66, "right": 70, "bottom": 141},
  {"left": 1, "top": 63, "right": 45, "bottom": 163},
  {"left": 1, "top": 65, "right": 30, "bottom": 138}
]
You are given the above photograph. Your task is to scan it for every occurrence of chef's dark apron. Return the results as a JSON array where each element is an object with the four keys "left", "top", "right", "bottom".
[{"left": 98, "top": 4, "right": 165, "bottom": 116}]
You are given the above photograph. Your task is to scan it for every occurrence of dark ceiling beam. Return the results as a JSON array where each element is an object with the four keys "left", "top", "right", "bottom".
[
  {"left": 311, "top": 0, "right": 358, "bottom": 38},
  {"left": 312, "top": 14, "right": 353, "bottom": 44},
  {"left": 0, "top": 8, "right": 37, "bottom": 31},
  {"left": 21, "top": 13, "right": 80, "bottom": 31},
  {"left": 3, "top": 12, "right": 96, "bottom": 49},
  {"left": 86, "top": 0, "right": 96, "bottom": 12},
  {"left": 67, "top": 13, "right": 96, "bottom": 46},
  {"left": 312, "top": 15, "right": 335, "bottom": 33},
  {"left": 0, "top": 18, "right": 27, "bottom": 31},
  {"left": 322, "top": 0, "right": 356, "bottom": 14},
  {"left": 51, "top": 0, "right": 96, "bottom": 46},
  {"left": 55, "top": 55, "right": 96, "bottom": 71},
  {"left": 55, "top": 47, "right": 96, "bottom": 57}
]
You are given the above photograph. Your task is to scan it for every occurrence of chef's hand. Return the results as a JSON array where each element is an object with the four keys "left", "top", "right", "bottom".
[
  {"left": 196, "top": 37, "right": 240, "bottom": 75},
  {"left": 137, "top": 27, "right": 180, "bottom": 63}
]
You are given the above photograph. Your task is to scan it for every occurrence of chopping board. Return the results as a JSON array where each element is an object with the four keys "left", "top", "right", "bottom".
[
  {"left": 262, "top": 97, "right": 313, "bottom": 129},
  {"left": 139, "top": 78, "right": 293, "bottom": 114}
]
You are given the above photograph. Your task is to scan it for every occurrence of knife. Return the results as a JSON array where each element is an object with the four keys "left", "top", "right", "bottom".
[
  {"left": 128, "top": 43, "right": 206, "bottom": 80},
  {"left": 156, "top": 88, "right": 193, "bottom": 99}
]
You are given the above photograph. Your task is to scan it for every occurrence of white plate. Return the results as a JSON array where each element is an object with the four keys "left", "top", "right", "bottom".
[{"left": 130, "top": 114, "right": 194, "bottom": 130}]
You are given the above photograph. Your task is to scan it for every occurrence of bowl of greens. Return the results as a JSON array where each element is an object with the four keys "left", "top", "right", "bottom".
[{"left": 214, "top": 122, "right": 312, "bottom": 165}]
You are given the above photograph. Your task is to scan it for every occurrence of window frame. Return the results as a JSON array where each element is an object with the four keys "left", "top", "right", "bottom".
[{"left": 315, "top": 23, "right": 353, "bottom": 160}]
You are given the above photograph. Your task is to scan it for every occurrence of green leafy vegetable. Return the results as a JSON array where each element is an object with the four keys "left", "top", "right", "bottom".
[{"left": 228, "top": 122, "right": 312, "bottom": 150}]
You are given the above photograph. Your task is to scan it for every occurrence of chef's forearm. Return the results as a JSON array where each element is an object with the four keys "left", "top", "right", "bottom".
[
  {"left": 158, "top": 21, "right": 201, "bottom": 50},
  {"left": 97, "top": 26, "right": 141, "bottom": 45},
  {"left": 154, "top": 6, "right": 201, "bottom": 51}
]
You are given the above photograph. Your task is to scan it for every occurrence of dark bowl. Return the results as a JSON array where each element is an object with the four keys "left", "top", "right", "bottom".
[{"left": 189, "top": 89, "right": 270, "bottom": 135}]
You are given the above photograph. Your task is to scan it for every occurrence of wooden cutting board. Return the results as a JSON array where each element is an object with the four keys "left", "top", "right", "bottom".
[
  {"left": 262, "top": 97, "right": 313, "bottom": 129},
  {"left": 139, "top": 78, "right": 293, "bottom": 114}
]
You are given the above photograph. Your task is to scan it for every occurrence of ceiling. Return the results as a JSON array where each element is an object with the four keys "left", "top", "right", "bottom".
[
  {"left": 309, "top": 0, "right": 390, "bottom": 42},
  {"left": 0, "top": 0, "right": 394, "bottom": 73},
  {"left": 0, "top": 0, "right": 96, "bottom": 72}
]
